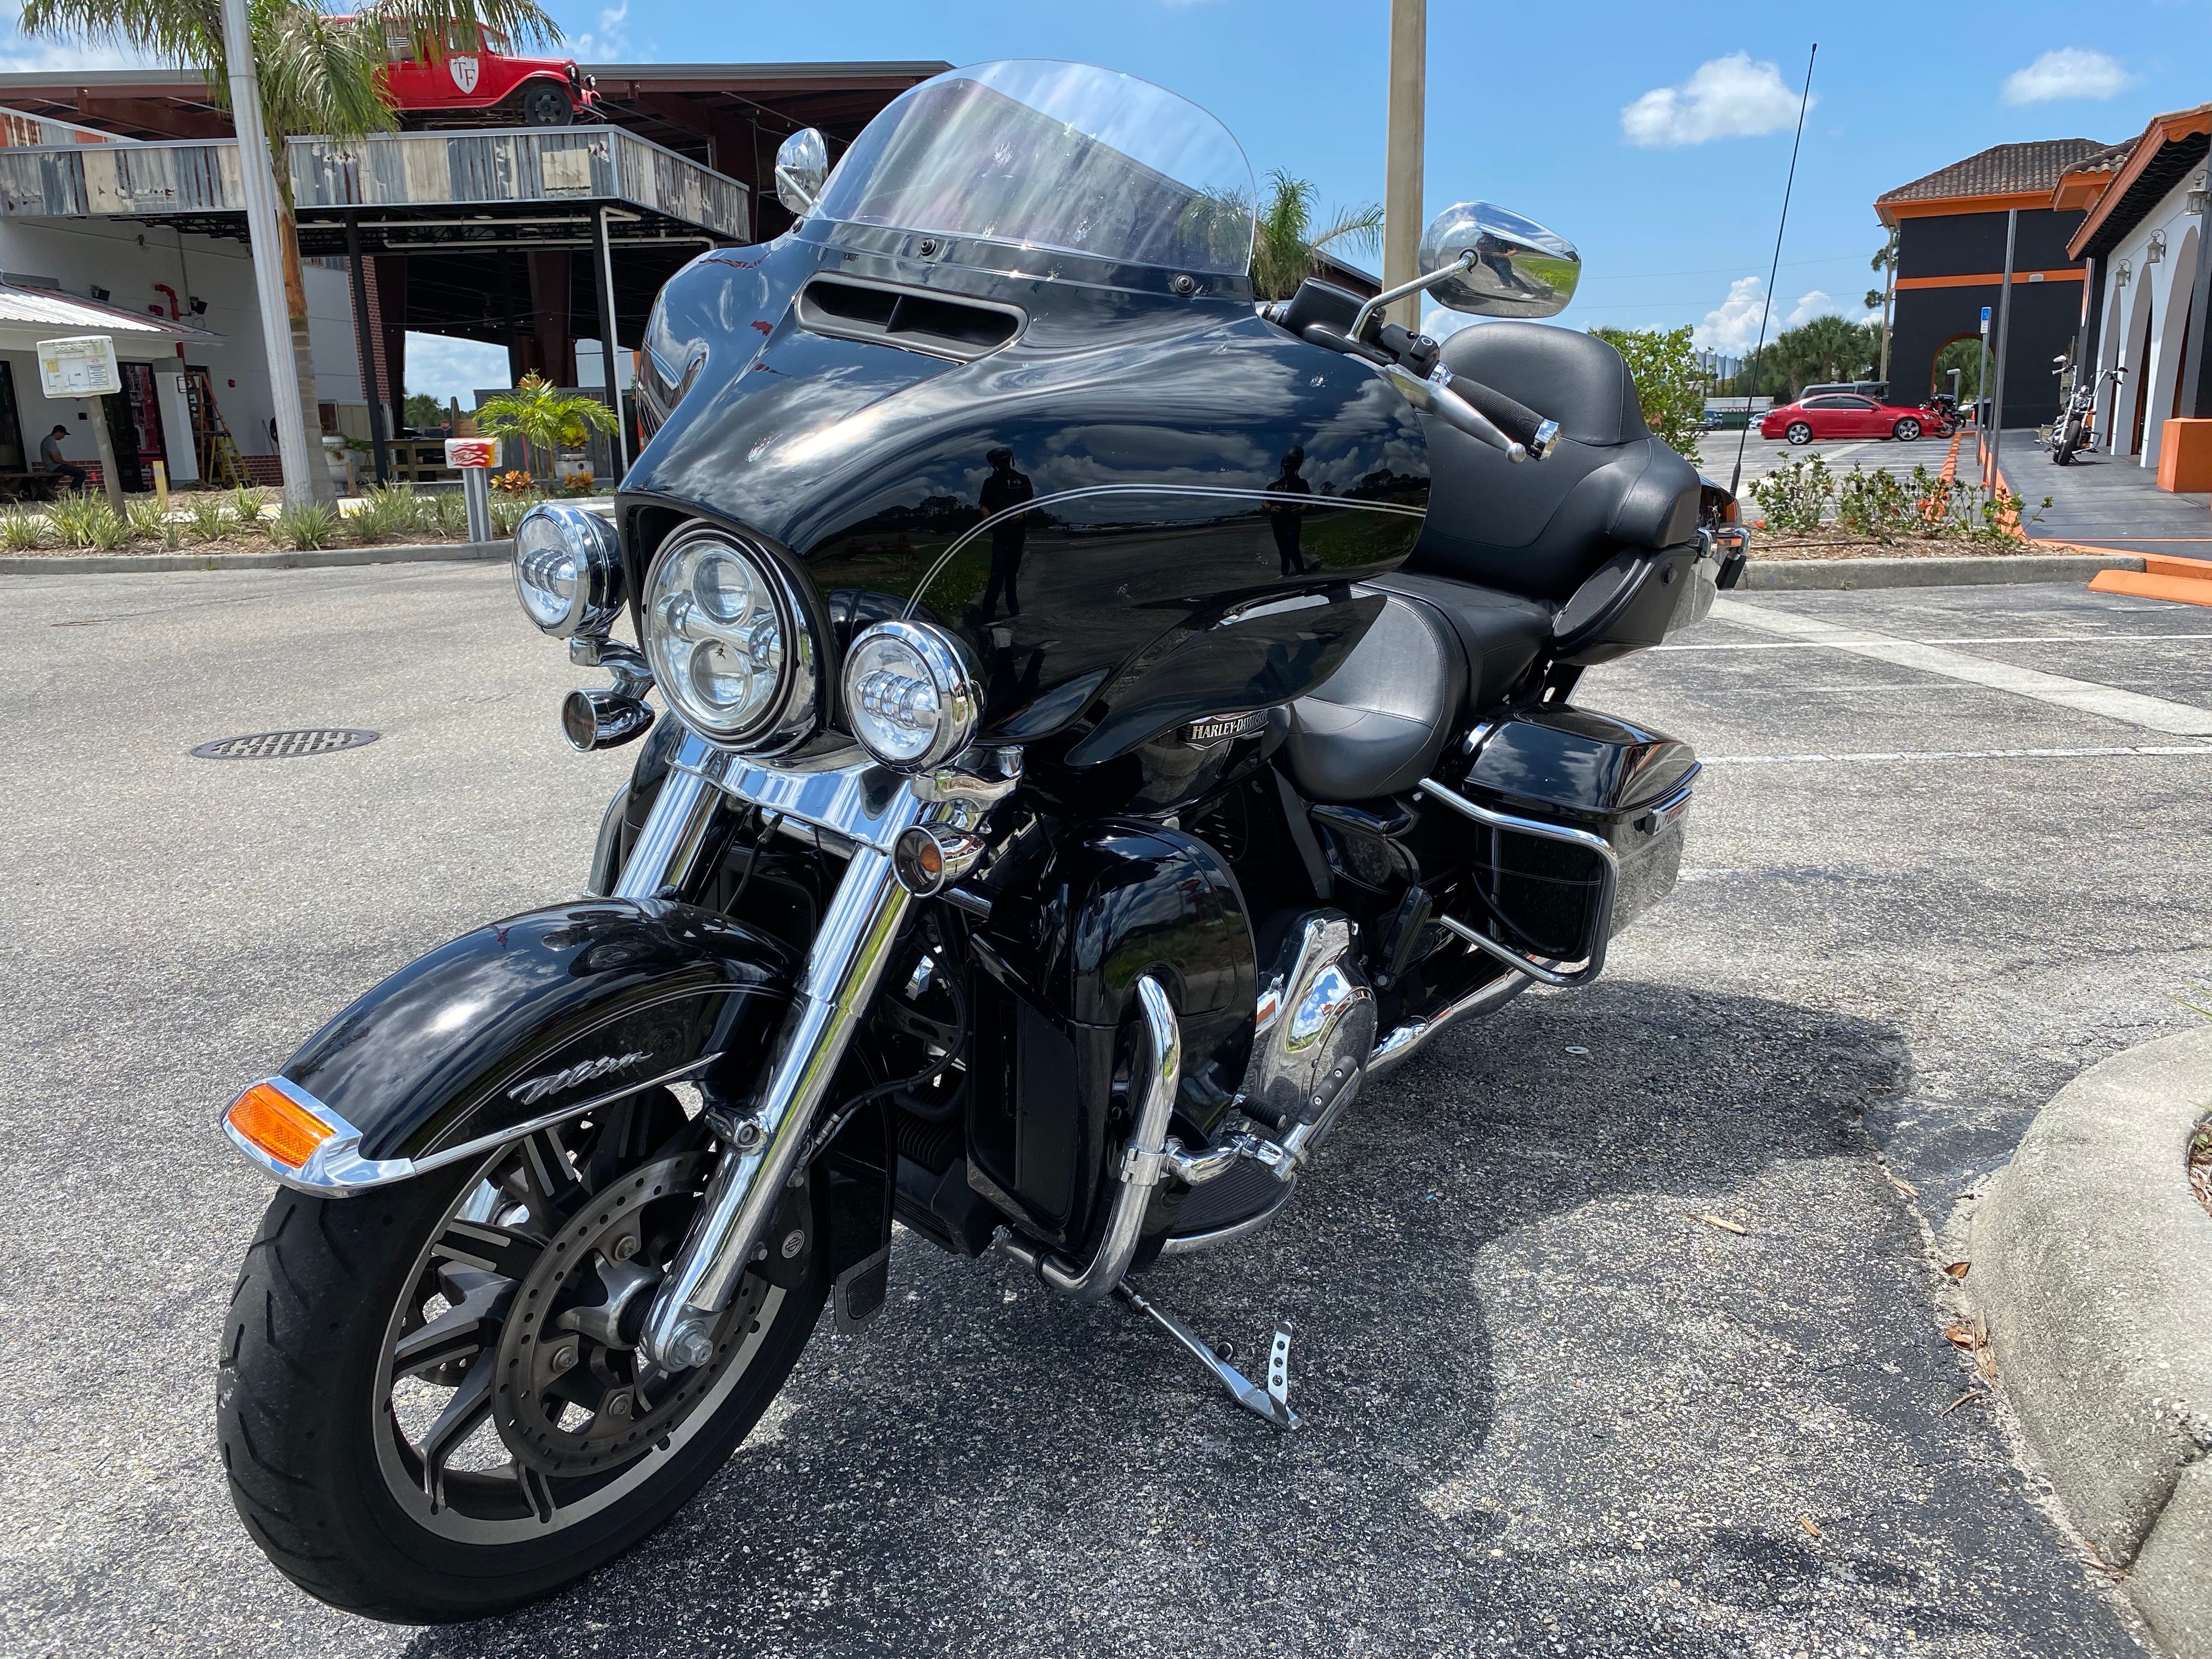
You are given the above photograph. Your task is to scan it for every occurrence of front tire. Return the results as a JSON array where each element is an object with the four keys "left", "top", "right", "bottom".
[
  {"left": 1892, "top": 417, "right": 1922, "bottom": 441},
  {"left": 218, "top": 1110, "right": 827, "bottom": 1623},
  {"left": 519, "top": 82, "right": 574, "bottom": 127},
  {"left": 1785, "top": 422, "right": 1812, "bottom": 445}
]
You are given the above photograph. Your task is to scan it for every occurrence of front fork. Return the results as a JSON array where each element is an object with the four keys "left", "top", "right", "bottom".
[{"left": 616, "top": 732, "right": 1008, "bottom": 1372}]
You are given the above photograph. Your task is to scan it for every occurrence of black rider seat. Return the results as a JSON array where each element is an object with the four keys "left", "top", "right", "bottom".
[{"left": 1279, "top": 579, "right": 1551, "bottom": 803}]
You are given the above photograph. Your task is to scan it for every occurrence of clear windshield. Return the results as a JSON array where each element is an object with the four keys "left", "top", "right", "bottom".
[{"left": 812, "top": 60, "right": 1255, "bottom": 278}]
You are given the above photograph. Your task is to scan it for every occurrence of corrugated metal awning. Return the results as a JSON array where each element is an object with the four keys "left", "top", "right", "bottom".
[{"left": 0, "top": 281, "right": 221, "bottom": 351}]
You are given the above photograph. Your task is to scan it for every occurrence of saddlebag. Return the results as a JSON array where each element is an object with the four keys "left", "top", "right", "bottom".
[{"left": 1452, "top": 705, "right": 1697, "bottom": 964}]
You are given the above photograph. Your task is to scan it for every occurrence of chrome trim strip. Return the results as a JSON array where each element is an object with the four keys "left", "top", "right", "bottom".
[{"left": 222, "top": 1056, "right": 729, "bottom": 1197}]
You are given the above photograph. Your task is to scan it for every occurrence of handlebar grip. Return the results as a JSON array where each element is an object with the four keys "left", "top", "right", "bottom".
[
  {"left": 1379, "top": 362, "right": 1526, "bottom": 462},
  {"left": 1437, "top": 369, "right": 1561, "bottom": 460}
]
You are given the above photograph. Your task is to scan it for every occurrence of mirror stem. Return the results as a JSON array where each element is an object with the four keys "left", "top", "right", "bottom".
[{"left": 1348, "top": 251, "right": 1476, "bottom": 346}]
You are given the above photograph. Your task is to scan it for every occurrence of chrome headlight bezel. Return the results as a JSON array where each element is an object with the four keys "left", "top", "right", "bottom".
[
  {"left": 840, "top": 619, "right": 982, "bottom": 773},
  {"left": 640, "top": 523, "right": 821, "bottom": 754},
  {"left": 512, "top": 503, "right": 623, "bottom": 637}
]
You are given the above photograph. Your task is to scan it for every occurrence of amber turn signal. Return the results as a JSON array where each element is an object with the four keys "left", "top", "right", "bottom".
[{"left": 227, "top": 1081, "right": 335, "bottom": 1170}]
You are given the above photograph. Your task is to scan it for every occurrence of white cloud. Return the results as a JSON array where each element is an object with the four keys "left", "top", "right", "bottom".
[
  {"left": 404, "top": 334, "right": 510, "bottom": 409},
  {"left": 1787, "top": 289, "right": 1833, "bottom": 326},
  {"left": 2002, "top": 48, "right": 2132, "bottom": 105},
  {"left": 567, "top": 2, "right": 630, "bottom": 60},
  {"left": 1692, "top": 276, "right": 1773, "bottom": 354},
  {"left": 1421, "top": 305, "right": 1485, "bottom": 343},
  {"left": 1621, "top": 54, "right": 1809, "bottom": 148}
]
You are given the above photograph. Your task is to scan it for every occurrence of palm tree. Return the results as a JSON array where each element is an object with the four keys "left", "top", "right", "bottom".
[
  {"left": 20, "top": 0, "right": 560, "bottom": 500},
  {"left": 1250, "top": 170, "right": 1385, "bottom": 301},
  {"left": 1864, "top": 229, "right": 1899, "bottom": 382},
  {"left": 475, "top": 373, "right": 618, "bottom": 476},
  {"left": 1774, "top": 314, "right": 1880, "bottom": 396}
]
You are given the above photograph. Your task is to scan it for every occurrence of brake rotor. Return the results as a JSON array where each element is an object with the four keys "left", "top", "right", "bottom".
[{"left": 491, "top": 1151, "right": 771, "bottom": 1478}]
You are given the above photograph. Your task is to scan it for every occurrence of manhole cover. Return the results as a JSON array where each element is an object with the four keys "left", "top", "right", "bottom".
[{"left": 189, "top": 728, "right": 381, "bottom": 761}]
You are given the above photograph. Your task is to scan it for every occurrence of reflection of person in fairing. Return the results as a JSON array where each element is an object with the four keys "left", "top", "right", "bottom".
[
  {"left": 1262, "top": 446, "right": 1312, "bottom": 575},
  {"left": 978, "top": 447, "right": 1034, "bottom": 621}
]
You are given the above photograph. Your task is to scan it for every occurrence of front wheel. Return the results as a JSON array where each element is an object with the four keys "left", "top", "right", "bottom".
[
  {"left": 1892, "top": 417, "right": 1922, "bottom": 442},
  {"left": 217, "top": 1093, "right": 827, "bottom": 1623},
  {"left": 1785, "top": 422, "right": 1812, "bottom": 445},
  {"left": 518, "top": 82, "right": 574, "bottom": 127}
]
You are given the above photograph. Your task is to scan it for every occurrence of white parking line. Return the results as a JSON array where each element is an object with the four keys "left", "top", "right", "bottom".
[
  {"left": 1705, "top": 745, "right": 2212, "bottom": 765},
  {"left": 1656, "top": 634, "right": 2212, "bottom": 651},
  {"left": 1706, "top": 599, "right": 2212, "bottom": 737}
]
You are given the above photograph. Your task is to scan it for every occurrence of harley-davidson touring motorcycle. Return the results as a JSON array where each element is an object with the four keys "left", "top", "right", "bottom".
[{"left": 216, "top": 60, "right": 1748, "bottom": 1622}]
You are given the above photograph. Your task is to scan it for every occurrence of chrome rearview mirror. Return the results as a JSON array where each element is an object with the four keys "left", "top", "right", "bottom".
[
  {"left": 1420, "top": 202, "right": 1580, "bottom": 319},
  {"left": 774, "top": 128, "right": 829, "bottom": 217}
]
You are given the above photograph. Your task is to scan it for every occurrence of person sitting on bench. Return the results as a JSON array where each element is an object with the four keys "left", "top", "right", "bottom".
[{"left": 39, "top": 425, "right": 88, "bottom": 492}]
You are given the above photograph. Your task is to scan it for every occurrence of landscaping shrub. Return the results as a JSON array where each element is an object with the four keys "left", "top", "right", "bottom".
[
  {"left": 0, "top": 505, "right": 46, "bottom": 550},
  {"left": 488, "top": 490, "right": 543, "bottom": 538},
  {"left": 1747, "top": 453, "right": 1835, "bottom": 533},
  {"left": 428, "top": 491, "right": 469, "bottom": 538},
  {"left": 187, "top": 495, "right": 236, "bottom": 543},
  {"left": 125, "top": 498, "right": 187, "bottom": 549},
  {"left": 230, "top": 486, "right": 271, "bottom": 524},
  {"left": 48, "top": 493, "right": 103, "bottom": 547},
  {"left": 352, "top": 483, "right": 425, "bottom": 542},
  {"left": 272, "top": 503, "right": 342, "bottom": 550}
]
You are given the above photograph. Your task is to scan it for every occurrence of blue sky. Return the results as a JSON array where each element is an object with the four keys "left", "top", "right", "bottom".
[{"left": 3, "top": 0, "right": 2199, "bottom": 400}]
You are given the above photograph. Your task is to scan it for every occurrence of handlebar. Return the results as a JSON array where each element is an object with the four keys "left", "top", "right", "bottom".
[
  {"left": 1435, "top": 366, "right": 1561, "bottom": 460},
  {"left": 1380, "top": 363, "right": 1526, "bottom": 460}
]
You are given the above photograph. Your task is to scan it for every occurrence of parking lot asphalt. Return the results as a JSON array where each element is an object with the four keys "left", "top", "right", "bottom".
[{"left": 4, "top": 563, "right": 2210, "bottom": 1658}]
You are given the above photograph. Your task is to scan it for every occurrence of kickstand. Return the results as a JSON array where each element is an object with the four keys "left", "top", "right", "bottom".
[{"left": 1114, "top": 1281, "right": 1300, "bottom": 1431}]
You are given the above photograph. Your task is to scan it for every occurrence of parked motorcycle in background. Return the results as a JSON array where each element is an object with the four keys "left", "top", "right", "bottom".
[
  {"left": 2052, "top": 358, "right": 2124, "bottom": 464},
  {"left": 212, "top": 59, "right": 1744, "bottom": 1623}
]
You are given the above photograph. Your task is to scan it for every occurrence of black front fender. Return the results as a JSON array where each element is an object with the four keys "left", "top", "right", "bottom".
[{"left": 249, "top": 899, "right": 798, "bottom": 1185}]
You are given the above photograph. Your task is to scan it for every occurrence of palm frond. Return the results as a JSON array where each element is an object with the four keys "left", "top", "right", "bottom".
[
  {"left": 1306, "top": 201, "right": 1384, "bottom": 256},
  {"left": 366, "top": 0, "right": 561, "bottom": 60}
]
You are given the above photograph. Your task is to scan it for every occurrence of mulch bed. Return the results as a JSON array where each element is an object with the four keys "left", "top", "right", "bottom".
[{"left": 8, "top": 532, "right": 481, "bottom": 558}]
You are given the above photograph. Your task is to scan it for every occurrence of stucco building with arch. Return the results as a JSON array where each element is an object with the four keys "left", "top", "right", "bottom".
[
  {"left": 1876, "top": 140, "right": 2105, "bottom": 433},
  {"left": 2061, "top": 104, "right": 2212, "bottom": 488}
]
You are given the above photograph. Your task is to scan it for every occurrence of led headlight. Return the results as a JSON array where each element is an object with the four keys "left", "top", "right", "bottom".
[
  {"left": 512, "top": 504, "right": 623, "bottom": 636},
  {"left": 841, "top": 619, "right": 980, "bottom": 771},
  {"left": 641, "top": 524, "right": 819, "bottom": 751}
]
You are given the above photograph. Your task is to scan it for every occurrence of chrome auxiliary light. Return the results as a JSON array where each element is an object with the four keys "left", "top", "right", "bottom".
[
  {"left": 841, "top": 619, "right": 981, "bottom": 772},
  {"left": 513, "top": 503, "right": 624, "bottom": 637}
]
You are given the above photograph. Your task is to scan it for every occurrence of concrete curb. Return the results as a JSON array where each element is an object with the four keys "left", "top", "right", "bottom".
[
  {"left": 1740, "top": 552, "right": 2145, "bottom": 590},
  {"left": 1971, "top": 1027, "right": 2212, "bottom": 1657},
  {"left": 0, "top": 539, "right": 510, "bottom": 577}
]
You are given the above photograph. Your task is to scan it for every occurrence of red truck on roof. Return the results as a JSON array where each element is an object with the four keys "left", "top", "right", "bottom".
[{"left": 342, "top": 19, "right": 602, "bottom": 127}]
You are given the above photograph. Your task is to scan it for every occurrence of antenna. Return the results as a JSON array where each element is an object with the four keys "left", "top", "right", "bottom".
[{"left": 1729, "top": 43, "right": 1818, "bottom": 500}]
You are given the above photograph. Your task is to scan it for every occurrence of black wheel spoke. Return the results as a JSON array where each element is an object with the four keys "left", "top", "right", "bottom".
[
  {"left": 393, "top": 1275, "right": 515, "bottom": 1379},
  {"left": 417, "top": 1351, "right": 495, "bottom": 1510},
  {"left": 516, "top": 1462, "right": 556, "bottom": 1524},
  {"left": 432, "top": 1217, "right": 545, "bottom": 1282},
  {"left": 509, "top": 1126, "right": 587, "bottom": 1222}
]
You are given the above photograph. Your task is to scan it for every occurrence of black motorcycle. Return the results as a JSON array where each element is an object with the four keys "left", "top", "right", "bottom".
[{"left": 216, "top": 60, "right": 1744, "bottom": 1623}]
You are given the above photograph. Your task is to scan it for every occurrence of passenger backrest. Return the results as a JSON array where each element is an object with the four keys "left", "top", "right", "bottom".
[{"left": 1408, "top": 322, "right": 1701, "bottom": 605}]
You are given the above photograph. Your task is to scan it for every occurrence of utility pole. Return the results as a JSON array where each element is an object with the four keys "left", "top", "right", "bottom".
[
  {"left": 1987, "top": 208, "right": 2018, "bottom": 502},
  {"left": 218, "top": 0, "right": 318, "bottom": 510},
  {"left": 1382, "top": 0, "right": 1425, "bottom": 331}
]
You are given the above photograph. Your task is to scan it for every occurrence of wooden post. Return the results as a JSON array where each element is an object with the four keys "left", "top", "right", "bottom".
[
  {"left": 88, "top": 396, "right": 123, "bottom": 511},
  {"left": 1383, "top": 0, "right": 1426, "bottom": 331}
]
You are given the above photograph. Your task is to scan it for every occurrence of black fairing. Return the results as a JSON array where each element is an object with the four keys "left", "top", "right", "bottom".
[
  {"left": 965, "top": 822, "right": 1255, "bottom": 1250},
  {"left": 622, "top": 219, "right": 1429, "bottom": 760},
  {"left": 1410, "top": 321, "right": 1702, "bottom": 603},
  {"left": 283, "top": 899, "right": 798, "bottom": 1164}
]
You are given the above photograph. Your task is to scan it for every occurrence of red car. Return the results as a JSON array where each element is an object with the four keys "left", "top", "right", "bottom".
[
  {"left": 350, "top": 19, "right": 601, "bottom": 127},
  {"left": 1760, "top": 393, "right": 1943, "bottom": 445}
]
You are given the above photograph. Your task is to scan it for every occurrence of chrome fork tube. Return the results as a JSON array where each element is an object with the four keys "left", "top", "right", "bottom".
[
  {"left": 641, "top": 836, "right": 913, "bottom": 1368},
  {"left": 612, "top": 733, "right": 725, "bottom": 901}
]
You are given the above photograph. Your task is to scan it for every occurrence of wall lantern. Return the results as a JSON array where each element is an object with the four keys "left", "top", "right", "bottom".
[
  {"left": 2188, "top": 172, "right": 2209, "bottom": 217},
  {"left": 2115, "top": 259, "right": 2131, "bottom": 286},
  {"left": 2147, "top": 229, "right": 2167, "bottom": 264}
]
